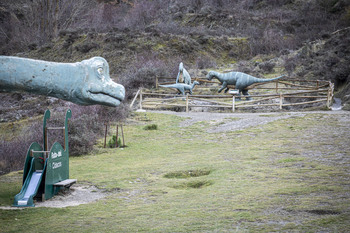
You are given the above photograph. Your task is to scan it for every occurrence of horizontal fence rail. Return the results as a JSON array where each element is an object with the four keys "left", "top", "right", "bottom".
[{"left": 132, "top": 78, "right": 334, "bottom": 113}]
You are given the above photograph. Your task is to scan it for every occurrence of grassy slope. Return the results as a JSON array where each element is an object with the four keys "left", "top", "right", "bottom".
[{"left": 0, "top": 111, "right": 349, "bottom": 232}]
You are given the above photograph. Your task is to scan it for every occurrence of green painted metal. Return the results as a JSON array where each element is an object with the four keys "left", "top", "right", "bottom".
[
  {"left": 43, "top": 109, "right": 51, "bottom": 151},
  {"left": 45, "top": 142, "right": 68, "bottom": 200},
  {"left": 13, "top": 109, "right": 72, "bottom": 207},
  {"left": 13, "top": 142, "right": 46, "bottom": 207},
  {"left": 22, "top": 142, "right": 43, "bottom": 184}
]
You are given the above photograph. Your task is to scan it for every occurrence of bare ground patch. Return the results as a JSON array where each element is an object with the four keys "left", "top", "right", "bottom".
[{"left": 0, "top": 184, "right": 109, "bottom": 209}]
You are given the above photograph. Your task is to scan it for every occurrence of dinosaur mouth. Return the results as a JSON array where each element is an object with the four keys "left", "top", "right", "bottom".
[
  {"left": 87, "top": 92, "right": 122, "bottom": 107},
  {"left": 88, "top": 85, "right": 125, "bottom": 107}
]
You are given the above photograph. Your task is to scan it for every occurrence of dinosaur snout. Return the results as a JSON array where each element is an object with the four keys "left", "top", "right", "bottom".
[
  {"left": 106, "top": 80, "right": 125, "bottom": 101},
  {"left": 118, "top": 84, "right": 125, "bottom": 101}
]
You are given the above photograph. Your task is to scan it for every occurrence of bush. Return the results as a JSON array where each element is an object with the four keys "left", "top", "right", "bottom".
[
  {"left": 67, "top": 103, "right": 129, "bottom": 156},
  {"left": 143, "top": 124, "right": 158, "bottom": 130},
  {"left": 119, "top": 52, "right": 175, "bottom": 100},
  {"left": 259, "top": 61, "right": 275, "bottom": 73},
  {"left": 0, "top": 121, "right": 42, "bottom": 175},
  {"left": 195, "top": 55, "right": 217, "bottom": 69},
  {"left": 107, "top": 135, "right": 122, "bottom": 148}
]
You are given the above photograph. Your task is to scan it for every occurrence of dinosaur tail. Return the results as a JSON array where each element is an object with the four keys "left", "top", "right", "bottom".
[
  {"left": 257, "top": 74, "right": 286, "bottom": 83},
  {"left": 159, "top": 84, "right": 175, "bottom": 88}
]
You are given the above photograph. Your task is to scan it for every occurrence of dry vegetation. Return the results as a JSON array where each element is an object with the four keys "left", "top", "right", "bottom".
[{"left": 1, "top": 0, "right": 350, "bottom": 173}]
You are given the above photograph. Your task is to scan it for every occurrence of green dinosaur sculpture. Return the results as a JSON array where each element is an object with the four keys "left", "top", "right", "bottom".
[
  {"left": 160, "top": 81, "right": 200, "bottom": 95},
  {"left": 207, "top": 71, "right": 285, "bottom": 97},
  {"left": 0, "top": 56, "right": 125, "bottom": 107}
]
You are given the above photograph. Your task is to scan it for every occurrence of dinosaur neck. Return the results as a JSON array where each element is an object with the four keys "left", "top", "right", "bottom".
[
  {"left": 212, "top": 71, "right": 222, "bottom": 80},
  {"left": 0, "top": 56, "right": 84, "bottom": 101}
]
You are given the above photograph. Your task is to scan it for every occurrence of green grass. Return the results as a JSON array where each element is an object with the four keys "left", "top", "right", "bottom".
[{"left": 1, "top": 111, "right": 349, "bottom": 232}]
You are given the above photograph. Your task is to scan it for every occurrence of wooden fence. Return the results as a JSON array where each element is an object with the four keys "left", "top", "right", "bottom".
[{"left": 132, "top": 77, "right": 334, "bottom": 112}]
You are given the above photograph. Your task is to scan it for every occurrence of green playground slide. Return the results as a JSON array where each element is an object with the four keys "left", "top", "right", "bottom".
[{"left": 13, "top": 157, "right": 46, "bottom": 207}]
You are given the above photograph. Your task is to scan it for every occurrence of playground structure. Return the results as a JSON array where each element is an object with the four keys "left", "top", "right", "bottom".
[
  {"left": 131, "top": 76, "right": 334, "bottom": 112},
  {"left": 13, "top": 109, "right": 76, "bottom": 207}
]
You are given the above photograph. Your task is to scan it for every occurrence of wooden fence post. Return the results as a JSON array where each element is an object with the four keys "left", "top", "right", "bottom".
[
  {"left": 139, "top": 89, "right": 143, "bottom": 110},
  {"left": 186, "top": 94, "right": 189, "bottom": 113},
  {"left": 104, "top": 123, "right": 108, "bottom": 148},
  {"left": 156, "top": 77, "right": 159, "bottom": 89},
  {"left": 116, "top": 125, "right": 119, "bottom": 148},
  {"left": 130, "top": 89, "right": 141, "bottom": 109},
  {"left": 279, "top": 93, "right": 283, "bottom": 110},
  {"left": 121, "top": 125, "right": 125, "bottom": 147},
  {"left": 326, "top": 81, "right": 333, "bottom": 109}
]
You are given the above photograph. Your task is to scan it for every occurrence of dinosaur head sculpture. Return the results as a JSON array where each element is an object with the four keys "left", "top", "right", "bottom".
[
  {"left": 0, "top": 56, "right": 125, "bottom": 107},
  {"left": 78, "top": 57, "right": 125, "bottom": 107},
  {"left": 179, "top": 62, "right": 184, "bottom": 72},
  {"left": 206, "top": 71, "right": 217, "bottom": 81}
]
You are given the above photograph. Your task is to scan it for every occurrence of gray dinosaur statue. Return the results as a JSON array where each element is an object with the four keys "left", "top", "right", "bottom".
[
  {"left": 160, "top": 81, "right": 200, "bottom": 95},
  {"left": 176, "top": 62, "right": 191, "bottom": 85},
  {"left": 207, "top": 71, "right": 285, "bottom": 97},
  {"left": 0, "top": 56, "right": 125, "bottom": 107}
]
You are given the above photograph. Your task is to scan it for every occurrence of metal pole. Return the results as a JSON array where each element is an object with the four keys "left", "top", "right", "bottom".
[{"left": 232, "top": 95, "right": 235, "bottom": 112}]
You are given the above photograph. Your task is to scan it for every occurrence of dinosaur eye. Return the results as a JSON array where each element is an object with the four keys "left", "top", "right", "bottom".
[{"left": 97, "top": 67, "right": 104, "bottom": 76}]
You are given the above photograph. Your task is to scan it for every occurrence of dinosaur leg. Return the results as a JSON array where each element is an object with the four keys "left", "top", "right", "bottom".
[
  {"left": 218, "top": 82, "right": 228, "bottom": 93},
  {"left": 180, "top": 88, "right": 185, "bottom": 95},
  {"left": 242, "top": 89, "right": 251, "bottom": 100},
  {"left": 236, "top": 90, "right": 242, "bottom": 101}
]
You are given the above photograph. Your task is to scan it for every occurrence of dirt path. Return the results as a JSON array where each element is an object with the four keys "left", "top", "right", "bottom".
[{"left": 152, "top": 110, "right": 349, "bottom": 133}]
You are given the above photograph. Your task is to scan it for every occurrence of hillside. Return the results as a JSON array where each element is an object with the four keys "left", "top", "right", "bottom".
[
  {"left": 1, "top": 0, "right": 350, "bottom": 172},
  {"left": 1, "top": 0, "right": 349, "bottom": 105}
]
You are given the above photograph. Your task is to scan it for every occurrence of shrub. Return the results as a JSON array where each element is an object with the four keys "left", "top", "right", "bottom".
[
  {"left": 67, "top": 103, "right": 129, "bottom": 155},
  {"left": 0, "top": 121, "right": 42, "bottom": 174},
  {"left": 119, "top": 52, "right": 174, "bottom": 100},
  {"left": 107, "top": 135, "right": 122, "bottom": 148},
  {"left": 143, "top": 124, "right": 158, "bottom": 130},
  {"left": 284, "top": 56, "right": 298, "bottom": 75},
  {"left": 0, "top": 0, "right": 97, "bottom": 54},
  {"left": 195, "top": 55, "right": 217, "bottom": 69},
  {"left": 259, "top": 61, "right": 275, "bottom": 73}
]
